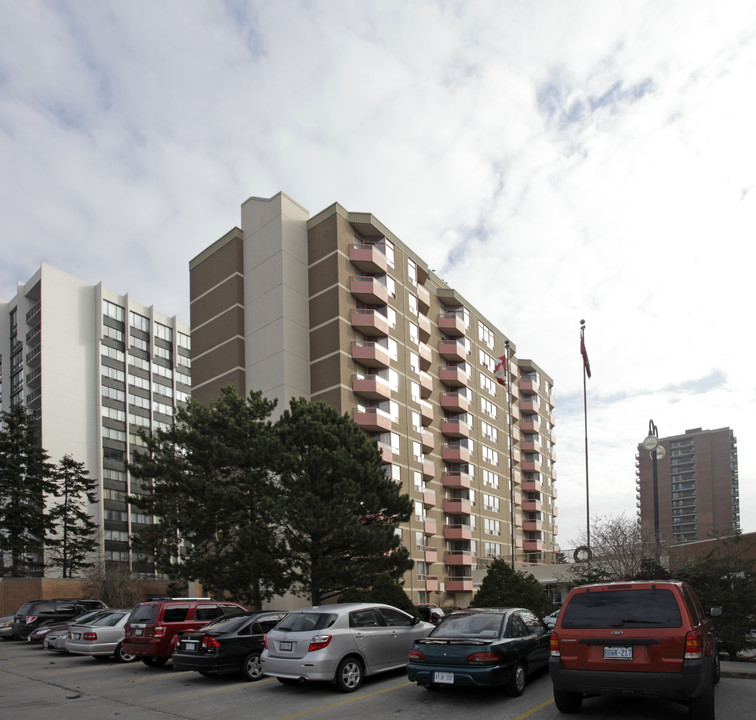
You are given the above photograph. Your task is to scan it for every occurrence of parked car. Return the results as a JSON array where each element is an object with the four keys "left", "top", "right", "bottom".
[
  {"left": 66, "top": 609, "right": 136, "bottom": 663},
  {"left": 0, "top": 614, "right": 13, "bottom": 640},
  {"left": 261, "top": 602, "right": 435, "bottom": 692},
  {"left": 123, "top": 598, "right": 246, "bottom": 667},
  {"left": 12, "top": 599, "right": 107, "bottom": 640},
  {"left": 406, "top": 607, "right": 550, "bottom": 695},
  {"left": 416, "top": 605, "right": 445, "bottom": 625},
  {"left": 39, "top": 609, "right": 107, "bottom": 650},
  {"left": 549, "top": 580, "right": 721, "bottom": 718},
  {"left": 543, "top": 609, "right": 560, "bottom": 629},
  {"left": 172, "top": 611, "right": 287, "bottom": 681}
]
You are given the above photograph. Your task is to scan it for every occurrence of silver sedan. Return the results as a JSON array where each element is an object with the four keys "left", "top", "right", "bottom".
[
  {"left": 261, "top": 603, "right": 434, "bottom": 692},
  {"left": 65, "top": 609, "right": 136, "bottom": 663}
]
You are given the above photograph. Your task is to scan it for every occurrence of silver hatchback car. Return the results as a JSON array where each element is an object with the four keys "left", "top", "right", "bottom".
[{"left": 261, "top": 603, "right": 434, "bottom": 692}]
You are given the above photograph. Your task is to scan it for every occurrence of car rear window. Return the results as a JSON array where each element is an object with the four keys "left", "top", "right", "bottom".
[
  {"left": 433, "top": 613, "right": 504, "bottom": 638},
  {"left": 561, "top": 589, "right": 683, "bottom": 629},
  {"left": 91, "top": 612, "right": 127, "bottom": 627},
  {"left": 163, "top": 605, "right": 190, "bottom": 622},
  {"left": 128, "top": 604, "right": 159, "bottom": 624},
  {"left": 275, "top": 612, "right": 336, "bottom": 632}
]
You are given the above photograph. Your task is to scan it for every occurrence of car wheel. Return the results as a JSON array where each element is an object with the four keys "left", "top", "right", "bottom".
[
  {"left": 240, "top": 652, "right": 264, "bottom": 681},
  {"left": 141, "top": 656, "right": 169, "bottom": 667},
  {"left": 115, "top": 643, "right": 137, "bottom": 663},
  {"left": 553, "top": 688, "right": 583, "bottom": 713},
  {"left": 689, "top": 676, "right": 715, "bottom": 720},
  {"left": 334, "top": 656, "right": 363, "bottom": 693},
  {"left": 507, "top": 661, "right": 527, "bottom": 697}
]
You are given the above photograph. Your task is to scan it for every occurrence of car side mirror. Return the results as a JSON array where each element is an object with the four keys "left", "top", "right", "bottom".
[
  {"left": 411, "top": 616, "right": 420, "bottom": 626},
  {"left": 709, "top": 607, "right": 722, "bottom": 618}
]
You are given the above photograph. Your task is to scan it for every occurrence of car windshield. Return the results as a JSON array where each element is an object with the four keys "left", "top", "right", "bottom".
[
  {"left": 561, "top": 589, "right": 683, "bottom": 629},
  {"left": 90, "top": 612, "right": 127, "bottom": 627},
  {"left": 432, "top": 613, "right": 503, "bottom": 638},
  {"left": 275, "top": 612, "right": 336, "bottom": 632}
]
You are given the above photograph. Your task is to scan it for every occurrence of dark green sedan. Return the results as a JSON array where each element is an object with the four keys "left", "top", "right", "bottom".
[{"left": 406, "top": 607, "right": 551, "bottom": 695}]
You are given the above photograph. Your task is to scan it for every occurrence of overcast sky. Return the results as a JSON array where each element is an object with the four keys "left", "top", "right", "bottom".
[{"left": 2, "top": 0, "right": 755, "bottom": 550}]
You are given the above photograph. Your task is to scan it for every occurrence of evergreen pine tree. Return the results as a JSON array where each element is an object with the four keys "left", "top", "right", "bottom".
[
  {"left": 272, "top": 398, "right": 413, "bottom": 605},
  {"left": 0, "top": 403, "right": 57, "bottom": 576},
  {"left": 470, "top": 557, "right": 553, "bottom": 617},
  {"left": 47, "top": 454, "right": 99, "bottom": 577}
]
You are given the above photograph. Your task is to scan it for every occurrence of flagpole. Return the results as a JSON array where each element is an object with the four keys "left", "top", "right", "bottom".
[
  {"left": 505, "top": 340, "right": 516, "bottom": 569},
  {"left": 580, "top": 319, "right": 590, "bottom": 556}
]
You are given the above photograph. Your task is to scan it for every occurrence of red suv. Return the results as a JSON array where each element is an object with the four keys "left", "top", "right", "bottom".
[
  {"left": 549, "top": 581, "right": 721, "bottom": 719},
  {"left": 123, "top": 598, "right": 245, "bottom": 666}
]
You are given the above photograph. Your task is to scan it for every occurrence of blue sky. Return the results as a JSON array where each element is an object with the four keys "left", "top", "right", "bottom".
[{"left": 2, "top": 0, "right": 755, "bottom": 549}]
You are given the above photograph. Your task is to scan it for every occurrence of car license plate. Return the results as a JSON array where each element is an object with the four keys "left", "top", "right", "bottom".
[
  {"left": 183, "top": 641, "right": 197, "bottom": 652},
  {"left": 604, "top": 646, "right": 633, "bottom": 660},
  {"left": 134, "top": 628, "right": 143, "bottom": 636},
  {"left": 73, "top": 633, "right": 81, "bottom": 640},
  {"left": 433, "top": 672, "right": 454, "bottom": 684},
  {"left": 279, "top": 641, "right": 292, "bottom": 651}
]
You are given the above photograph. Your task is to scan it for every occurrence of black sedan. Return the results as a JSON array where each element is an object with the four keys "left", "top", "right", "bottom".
[
  {"left": 406, "top": 607, "right": 550, "bottom": 695},
  {"left": 172, "top": 611, "right": 287, "bottom": 681}
]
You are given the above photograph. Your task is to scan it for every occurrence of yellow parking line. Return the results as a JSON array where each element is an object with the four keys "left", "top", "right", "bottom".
[
  {"left": 513, "top": 698, "right": 555, "bottom": 719},
  {"left": 275, "top": 681, "right": 415, "bottom": 720}
]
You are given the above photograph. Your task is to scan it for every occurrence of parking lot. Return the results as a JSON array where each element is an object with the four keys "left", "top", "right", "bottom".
[{"left": 2, "top": 639, "right": 755, "bottom": 720}]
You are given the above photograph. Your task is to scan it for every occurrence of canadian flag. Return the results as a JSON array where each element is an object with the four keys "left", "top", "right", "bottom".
[{"left": 494, "top": 355, "right": 507, "bottom": 386}]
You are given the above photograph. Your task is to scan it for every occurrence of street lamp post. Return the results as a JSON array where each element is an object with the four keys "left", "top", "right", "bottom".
[{"left": 642, "top": 420, "right": 666, "bottom": 543}]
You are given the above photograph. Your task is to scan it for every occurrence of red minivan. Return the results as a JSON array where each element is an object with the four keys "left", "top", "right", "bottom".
[
  {"left": 123, "top": 598, "right": 245, "bottom": 666},
  {"left": 549, "top": 581, "right": 721, "bottom": 720}
]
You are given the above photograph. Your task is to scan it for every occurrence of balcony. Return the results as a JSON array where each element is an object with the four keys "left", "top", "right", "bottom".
[
  {"left": 443, "top": 498, "right": 471, "bottom": 515},
  {"left": 376, "top": 442, "right": 393, "bottom": 463},
  {"left": 445, "top": 577, "right": 474, "bottom": 593},
  {"left": 442, "top": 471, "right": 472, "bottom": 489},
  {"left": 350, "top": 309, "right": 389, "bottom": 336},
  {"left": 522, "top": 479, "right": 543, "bottom": 493},
  {"left": 352, "top": 375, "right": 391, "bottom": 400},
  {"left": 444, "top": 524, "right": 472, "bottom": 541},
  {"left": 419, "top": 372, "right": 433, "bottom": 399},
  {"left": 439, "top": 366, "right": 468, "bottom": 387},
  {"left": 523, "top": 540, "right": 544, "bottom": 552},
  {"left": 520, "top": 460, "right": 542, "bottom": 474},
  {"left": 424, "top": 517, "right": 437, "bottom": 534},
  {"left": 523, "top": 499, "right": 543, "bottom": 513},
  {"left": 421, "top": 430, "right": 434, "bottom": 453},
  {"left": 437, "top": 312, "right": 466, "bottom": 337},
  {"left": 349, "top": 276, "right": 388, "bottom": 304},
  {"left": 425, "top": 576, "right": 440, "bottom": 592},
  {"left": 418, "top": 343, "right": 432, "bottom": 371},
  {"left": 417, "top": 284, "right": 430, "bottom": 314},
  {"left": 351, "top": 342, "right": 390, "bottom": 368},
  {"left": 519, "top": 377, "right": 539, "bottom": 395},
  {"left": 440, "top": 392, "right": 469, "bottom": 413},
  {"left": 438, "top": 340, "right": 466, "bottom": 362},
  {"left": 423, "top": 489, "right": 436, "bottom": 508},
  {"left": 441, "top": 420, "right": 470, "bottom": 438},
  {"left": 445, "top": 551, "right": 474, "bottom": 567},
  {"left": 523, "top": 520, "right": 543, "bottom": 532},
  {"left": 442, "top": 445, "right": 471, "bottom": 464},
  {"left": 520, "top": 440, "right": 541, "bottom": 453},
  {"left": 349, "top": 244, "right": 387, "bottom": 273},
  {"left": 417, "top": 314, "right": 431, "bottom": 342},
  {"left": 352, "top": 409, "right": 392, "bottom": 432},
  {"left": 420, "top": 401, "right": 434, "bottom": 426},
  {"left": 424, "top": 546, "right": 438, "bottom": 563},
  {"left": 422, "top": 459, "right": 435, "bottom": 480},
  {"left": 519, "top": 398, "right": 540, "bottom": 414}
]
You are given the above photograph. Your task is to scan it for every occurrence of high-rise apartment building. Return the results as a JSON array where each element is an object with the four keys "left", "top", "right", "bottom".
[
  {"left": 189, "top": 192, "right": 558, "bottom": 606},
  {"left": 0, "top": 263, "right": 191, "bottom": 575},
  {"left": 636, "top": 427, "right": 740, "bottom": 544}
]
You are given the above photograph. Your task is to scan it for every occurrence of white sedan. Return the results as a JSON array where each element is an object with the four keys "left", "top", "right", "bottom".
[{"left": 66, "top": 609, "right": 136, "bottom": 663}]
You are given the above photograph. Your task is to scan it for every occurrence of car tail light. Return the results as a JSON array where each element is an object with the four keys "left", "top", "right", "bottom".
[
  {"left": 308, "top": 634, "right": 332, "bottom": 652},
  {"left": 685, "top": 630, "right": 703, "bottom": 659},
  {"left": 201, "top": 636, "right": 222, "bottom": 649},
  {"left": 264, "top": 634, "right": 268, "bottom": 649},
  {"left": 67, "top": 631, "right": 72, "bottom": 639},
  {"left": 550, "top": 631, "right": 561, "bottom": 657},
  {"left": 408, "top": 649, "right": 425, "bottom": 661},
  {"left": 25, "top": 616, "right": 38, "bottom": 624},
  {"left": 466, "top": 651, "right": 502, "bottom": 663},
  {"left": 154, "top": 626, "right": 166, "bottom": 638},
  {"left": 83, "top": 632, "right": 97, "bottom": 641}
]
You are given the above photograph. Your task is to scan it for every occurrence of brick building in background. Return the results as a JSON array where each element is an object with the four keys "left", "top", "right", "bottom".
[{"left": 189, "top": 192, "right": 559, "bottom": 607}]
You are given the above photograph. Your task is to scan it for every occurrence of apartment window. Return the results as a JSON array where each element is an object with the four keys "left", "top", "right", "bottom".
[
  {"left": 384, "top": 239, "right": 395, "bottom": 267},
  {"left": 392, "top": 464, "right": 401, "bottom": 483},
  {"left": 413, "top": 471, "right": 423, "bottom": 492},
  {"left": 129, "top": 394, "right": 150, "bottom": 409},
  {"left": 101, "top": 386, "right": 125, "bottom": 402},
  {"left": 485, "top": 542, "right": 501, "bottom": 557},
  {"left": 390, "top": 432, "right": 400, "bottom": 453},
  {"left": 154, "top": 322, "right": 173, "bottom": 342},
  {"left": 102, "top": 406, "right": 126, "bottom": 422},
  {"left": 480, "top": 373, "right": 497, "bottom": 397},
  {"left": 413, "top": 441, "right": 422, "bottom": 462},
  {"left": 103, "top": 325, "right": 124, "bottom": 343},
  {"left": 412, "top": 411, "right": 421, "bottom": 432},
  {"left": 415, "top": 501, "right": 425, "bottom": 522},
  {"left": 131, "top": 511, "right": 153, "bottom": 525},
  {"left": 103, "top": 300, "right": 125, "bottom": 322},
  {"left": 481, "top": 444, "right": 499, "bottom": 466},
  {"left": 483, "top": 469, "right": 499, "bottom": 488},
  {"left": 102, "top": 366, "right": 126, "bottom": 382},
  {"left": 154, "top": 345, "right": 172, "bottom": 361},
  {"left": 410, "top": 381, "right": 421, "bottom": 403},
  {"left": 105, "top": 510, "right": 127, "bottom": 522},
  {"left": 484, "top": 518, "right": 501, "bottom": 536},
  {"left": 101, "top": 345, "right": 125, "bottom": 363},
  {"left": 102, "top": 426, "right": 127, "bottom": 442},
  {"left": 479, "top": 349, "right": 496, "bottom": 372},
  {"left": 478, "top": 321, "right": 495, "bottom": 349},
  {"left": 409, "top": 352, "right": 420, "bottom": 374},
  {"left": 409, "top": 323, "right": 419, "bottom": 345},
  {"left": 103, "top": 488, "right": 127, "bottom": 502},
  {"left": 408, "top": 293, "right": 417, "bottom": 316},
  {"left": 176, "top": 369, "right": 191, "bottom": 385},
  {"left": 408, "top": 258, "right": 417, "bottom": 285},
  {"left": 416, "top": 561, "right": 427, "bottom": 580},
  {"left": 415, "top": 531, "right": 424, "bottom": 552},
  {"left": 103, "top": 468, "right": 126, "bottom": 483},
  {"left": 386, "top": 276, "right": 396, "bottom": 298},
  {"left": 387, "top": 307, "right": 397, "bottom": 328},
  {"left": 131, "top": 336, "right": 149, "bottom": 352},
  {"left": 129, "top": 374, "right": 150, "bottom": 391},
  {"left": 177, "top": 331, "right": 190, "bottom": 350},
  {"left": 105, "top": 529, "right": 129, "bottom": 542},
  {"left": 481, "top": 420, "right": 498, "bottom": 442},
  {"left": 484, "top": 493, "right": 500, "bottom": 512},
  {"left": 130, "top": 312, "right": 150, "bottom": 332}
]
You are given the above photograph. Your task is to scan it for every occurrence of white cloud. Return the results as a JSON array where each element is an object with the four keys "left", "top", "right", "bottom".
[{"left": 1, "top": 0, "right": 755, "bottom": 548}]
